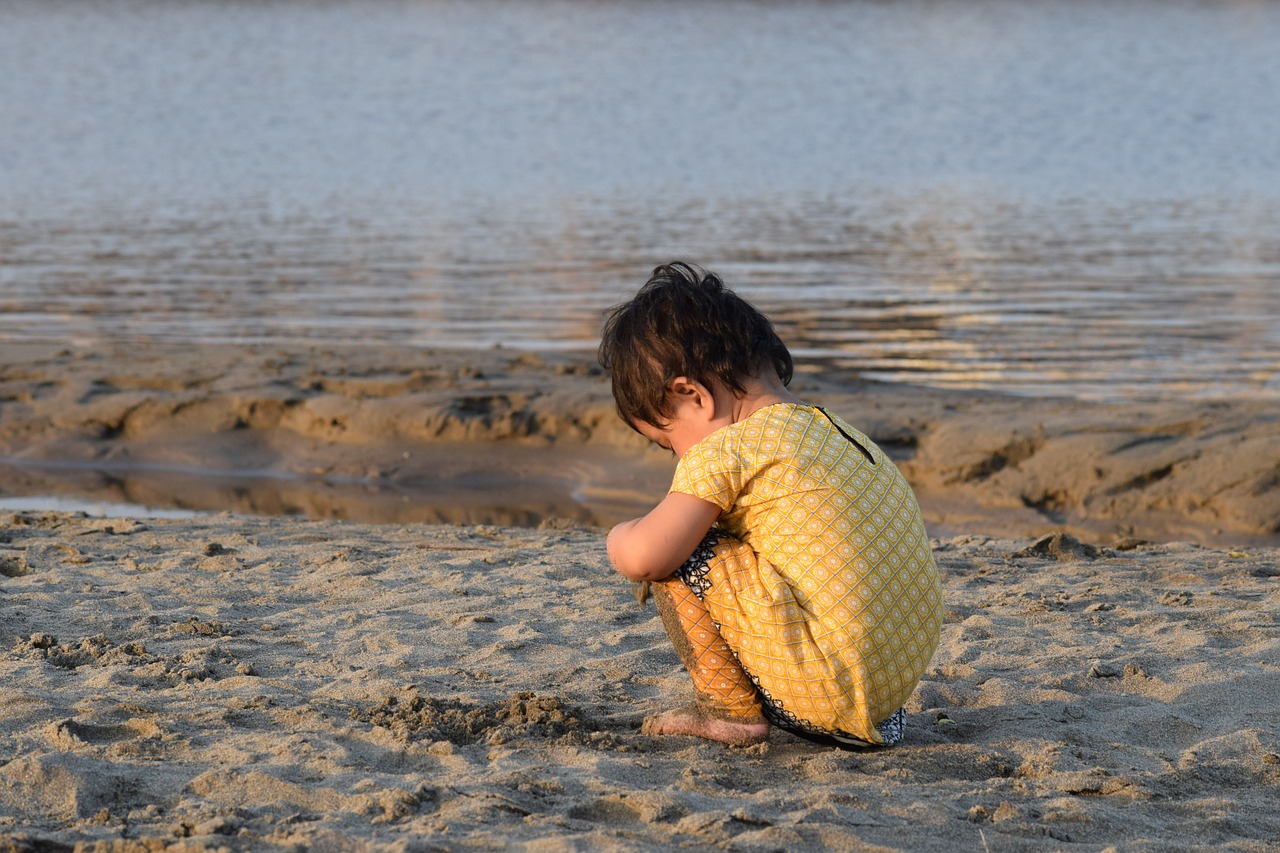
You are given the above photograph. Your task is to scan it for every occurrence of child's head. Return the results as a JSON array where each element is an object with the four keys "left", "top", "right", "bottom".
[{"left": 599, "top": 261, "right": 793, "bottom": 430}]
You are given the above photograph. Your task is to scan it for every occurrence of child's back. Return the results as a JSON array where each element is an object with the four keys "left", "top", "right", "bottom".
[{"left": 671, "top": 401, "right": 942, "bottom": 743}]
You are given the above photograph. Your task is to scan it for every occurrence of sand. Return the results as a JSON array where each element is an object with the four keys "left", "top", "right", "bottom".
[
  {"left": 1, "top": 341, "right": 1277, "bottom": 543},
  {"left": 2, "top": 341, "right": 1279, "bottom": 851},
  {"left": 1, "top": 514, "right": 1277, "bottom": 851}
]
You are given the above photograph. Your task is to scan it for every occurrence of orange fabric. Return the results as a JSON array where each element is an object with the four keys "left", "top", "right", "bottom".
[{"left": 651, "top": 577, "right": 763, "bottom": 721}]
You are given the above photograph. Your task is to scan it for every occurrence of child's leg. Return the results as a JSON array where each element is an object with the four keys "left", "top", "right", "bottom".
[{"left": 643, "top": 576, "right": 768, "bottom": 745}]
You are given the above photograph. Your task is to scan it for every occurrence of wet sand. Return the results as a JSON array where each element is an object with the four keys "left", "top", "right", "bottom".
[
  {"left": 1, "top": 514, "right": 1277, "bottom": 850},
  {"left": 1, "top": 341, "right": 1276, "bottom": 544}
]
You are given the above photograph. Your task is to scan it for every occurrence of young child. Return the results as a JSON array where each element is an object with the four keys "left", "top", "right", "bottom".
[{"left": 600, "top": 262, "right": 943, "bottom": 748}]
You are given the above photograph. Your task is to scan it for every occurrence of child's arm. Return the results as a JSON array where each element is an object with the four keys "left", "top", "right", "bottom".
[{"left": 606, "top": 492, "right": 721, "bottom": 582}]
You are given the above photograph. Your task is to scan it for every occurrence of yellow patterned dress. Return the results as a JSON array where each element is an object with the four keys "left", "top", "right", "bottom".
[{"left": 669, "top": 402, "right": 943, "bottom": 745}]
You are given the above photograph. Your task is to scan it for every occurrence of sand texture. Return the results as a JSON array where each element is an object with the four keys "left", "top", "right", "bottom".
[
  {"left": 1, "top": 513, "right": 1278, "bottom": 851},
  {"left": 1, "top": 342, "right": 1277, "bottom": 544}
]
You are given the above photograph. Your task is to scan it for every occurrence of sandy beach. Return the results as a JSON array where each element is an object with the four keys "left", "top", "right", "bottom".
[
  {"left": 5, "top": 0, "right": 1280, "bottom": 846},
  {"left": 1, "top": 514, "right": 1277, "bottom": 851},
  {"left": 2, "top": 342, "right": 1279, "bottom": 851}
]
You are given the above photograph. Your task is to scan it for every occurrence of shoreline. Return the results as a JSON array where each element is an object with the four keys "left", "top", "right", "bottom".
[
  {"left": 1, "top": 340, "right": 1276, "bottom": 546},
  {"left": 1, "top": 512, "right": 1277, "bottom": 850}
]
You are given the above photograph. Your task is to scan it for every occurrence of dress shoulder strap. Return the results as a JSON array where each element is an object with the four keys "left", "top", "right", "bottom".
[{"left": 814, "top": 407, "right": 877, "bottom": 466}]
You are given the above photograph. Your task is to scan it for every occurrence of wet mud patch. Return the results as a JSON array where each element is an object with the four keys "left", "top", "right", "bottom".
[
  {"left": 949, "top": 432, "right": 1044, "bottom": 484},
  {"left": 354, "top": 689, "right": 612, "bottom": 747}
]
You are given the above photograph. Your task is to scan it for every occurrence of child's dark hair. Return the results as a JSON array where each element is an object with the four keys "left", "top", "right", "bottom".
[{"left": 599, "top": 261, "right": 793, "bottom": 428}]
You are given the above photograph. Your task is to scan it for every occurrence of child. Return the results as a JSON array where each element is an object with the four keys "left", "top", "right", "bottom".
[{"left": 600, "top": 262, "right": 943, "bottom": 748}]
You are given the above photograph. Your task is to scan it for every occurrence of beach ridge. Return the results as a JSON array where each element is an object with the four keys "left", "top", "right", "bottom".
[{"left": 1, "top": 341, "right": 1276, "bottom": 545}]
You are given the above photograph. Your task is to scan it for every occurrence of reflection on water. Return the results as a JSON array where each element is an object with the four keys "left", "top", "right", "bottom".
[
  {"left": 0, "top": 456, "right": 665, "bottom": 529},
  {"left": 0, "top": 496, "right": 202, "bottom": 521},
  {"left": 3, "top": 195, "right": 1276, "bottom": 401}
]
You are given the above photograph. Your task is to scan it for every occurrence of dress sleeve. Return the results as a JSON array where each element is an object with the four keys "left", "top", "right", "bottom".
[{"left": 669, "top": 436, "right": 740, "bottom": 512}]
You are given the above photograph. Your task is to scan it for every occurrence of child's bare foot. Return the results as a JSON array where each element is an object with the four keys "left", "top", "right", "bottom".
[{"left": 641, "top": 705, "right": 769, "bottom": 746}]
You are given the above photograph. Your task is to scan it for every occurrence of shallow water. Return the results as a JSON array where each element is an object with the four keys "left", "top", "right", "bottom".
[
  {"left": 0, "top": 495, "right": 201, "bottom": 521},
  {"left": 3, "top": 0, "right": 1279, "bottom": 402}
]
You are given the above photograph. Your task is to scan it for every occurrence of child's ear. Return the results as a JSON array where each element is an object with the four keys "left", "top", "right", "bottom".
[
  {"left": 668, "top": 376, "right": 715, "bottom": 414},
  {"left": 668, "top": 376, "right": 697, "bottom": 399}
]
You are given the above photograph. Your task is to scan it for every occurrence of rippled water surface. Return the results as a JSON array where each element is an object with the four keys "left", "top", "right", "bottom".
[{"left": 3, "top": 0, "right": 1279, "bottom": 402}]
